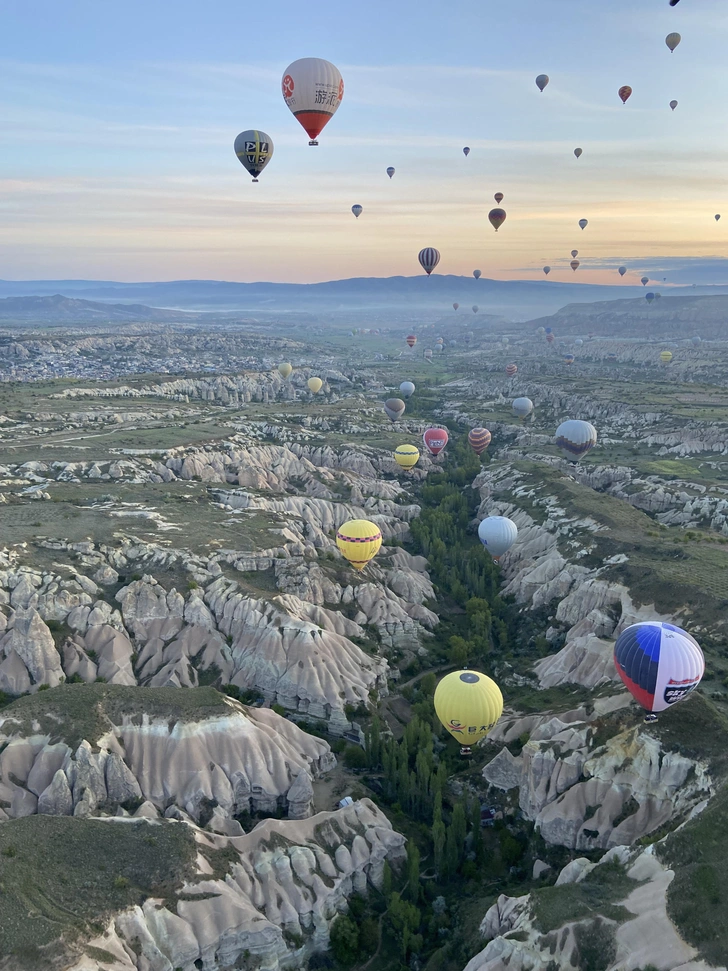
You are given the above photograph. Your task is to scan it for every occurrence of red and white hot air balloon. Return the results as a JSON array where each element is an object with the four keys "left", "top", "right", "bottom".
[
  {"left": 618, "top": 85, "right": 633, "bottom": 105},
  {"left": 489, "top": 208, "right": 506, "bottom": 232},
  {"left": 418, "top": 247, "right": 441, "bottom": 275},
  {"left": 281, "top": 58, "right": 344, "bottom": 145},
  {"left": 505, "top": 363, "right": 518, "bottom": 378},
  {"left": 423, "top": 427, "right": 449, "bottom": 456},
  {"left": 405, "top": 334, "right": 417, "bottom": 348}
]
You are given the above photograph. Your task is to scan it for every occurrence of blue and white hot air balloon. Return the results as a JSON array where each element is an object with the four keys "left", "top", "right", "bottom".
[
  {"left": 555, "top": 419, "right": 597, "bottom": 461},
  {"left": 478, "top": 516, "right": 518, "bottom": 561},
  {"left": 614, "top": 622, "right": 704, "bottom": 721}
]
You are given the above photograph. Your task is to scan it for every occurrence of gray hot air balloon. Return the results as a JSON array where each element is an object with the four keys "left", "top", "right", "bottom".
[
  {"left": 641, "top": 276, "right": 649, "bottom": 286},
  {"left": 670, "top": 100, "right": 678, "bottom": 111},
  {"left": 665, "top": 31, "right": 681, "bottom": 52},
  {"left": 234, "top": 130, "right": 274, "bottom": 182},
  {"left": 716, "top": 214, "right": 722, "bottom": 222},
  {"left": 473, "top": 269, "right": 482, "bottom": 280},
  {"left": 574, "top": 147, "right": 583, "bottom": 159},
  {"left": 543, "top": 266, "right": 551, "bottom": 275},
  {"left": 579, "top": 218, "right": 588, "bottom": 230},
  {"left": 619, "top": 266, "right": 627, "bottom": 277},
  {"left": 574, "top": 338, "right": 583, "bottom": 347},
  {"left": 384, "top": 398, "right": 406, "bottom": 422},
  {"left": 399, "top": 381, "right": 415, "bottom": 398},
  {"left": 472, "top": 305, "right": 479, "bottom": 314},
  {"left": 512, "top": 397, "right": 534, "bottom": 419},
  {"left": 387, "top": 166, "right": 395, "bottom": 178},
  {"left": 351, "top": 204, "right": 363, "bottom": 218},
  {"left": 463, "top": 146, "right": 470, "bottom": 156},
  {"left": 555, "top": 419, "right": 597, "bottom": 462},
  {"left": 536, "top": 74, "right": 549, "bottom": 92}
]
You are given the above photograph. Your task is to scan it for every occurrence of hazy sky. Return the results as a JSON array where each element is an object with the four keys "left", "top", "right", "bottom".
[{"left": 2, "top": 0, "right": 728, "bottom": 284}]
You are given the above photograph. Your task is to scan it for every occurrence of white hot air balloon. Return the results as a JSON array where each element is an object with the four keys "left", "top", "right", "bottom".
[
  {"left": 281, "top": 58, "right": 344, "bottom": 145},
  {"left": 512, "top": 397, "right": 534, "bottom": 419},
  {"left": 478, "top": 516, "right": 518, "bottom": 560},
  {"left": 555, "top": 419, "right": 597, "bottom": 461},
  {"left": 399, "top": 381, "right": 415, "bottom": 398}
]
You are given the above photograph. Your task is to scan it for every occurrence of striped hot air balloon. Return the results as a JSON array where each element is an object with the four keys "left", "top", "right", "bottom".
[
  {"left": 468, "top": 428, "right": 492, "bottom": 455},
  {"left": 406, "top": 334, "right": 417, "bottom": 348},
  {"left": 505, "top": 363, "right": 518, "bottom": 377},
  {"left": 336, "top": 519, "right": 382, "bottom": 571},
  {"left": 418, "top": 247, "right": 440, "bottom": 275},
  {"left": 394, "top": 444, "right": 420, "bottom": 470}
]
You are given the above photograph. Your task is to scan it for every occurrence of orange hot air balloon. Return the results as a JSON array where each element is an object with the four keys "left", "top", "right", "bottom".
[
  {"left": 489, "top": 208, "right": 506, "bottom": 232},
  {"left": 494, "top": 192, "right": 504, "bottom": 203},
  {"left": 468, "top": 428, "right": 492, "bottom": 455},
  {"left": 570, "top": 260, "right": 580, "bottom": 272},
  {"left": 406, "top": 334, "right": 417, "bottom": 348},
  {"left": 505, "top": 363, "right": 518, "bottom": 377},
  {"left": 619, "top": 85, "right": 633, "bottom": 104}
]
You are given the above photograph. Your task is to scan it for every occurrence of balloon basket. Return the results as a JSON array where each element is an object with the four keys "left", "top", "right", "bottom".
[
  {"left": 459, "top": 746, "right": 473, "bottom": 757},
  {"left": 644, "top": 714, "right": 659, "bottom": 724},
  {"left": 309, "top": 140, "right": 319, "bottom": 146},
  {"left": 252, "top": 178, "right": 259, "bottom": 183}
]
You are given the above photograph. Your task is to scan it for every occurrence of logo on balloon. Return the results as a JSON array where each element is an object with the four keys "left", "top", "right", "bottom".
[
  {"left": 282, "top": 75, "right": 295, "bottom": 98},
  {"left": 448, "top": 720, "right": 466, "bottom": 734},
  {"left": 338, "top": 78, "right": 344, "bottom": 101}
]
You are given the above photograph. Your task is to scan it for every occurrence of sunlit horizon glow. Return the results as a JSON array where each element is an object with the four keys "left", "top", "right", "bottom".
[{"left": 2, "top": 0, "right": 728, "bottom": 285}]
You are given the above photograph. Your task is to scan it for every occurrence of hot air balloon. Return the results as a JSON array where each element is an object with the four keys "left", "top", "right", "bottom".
[
  {"left": 423, "top": 427, "right": 449, "bottom": 456},
  {"left": 646, "top": 292, "right": 655, "bottom": 304},
  {"left": 434, "top": 670, "right": 503, "bottom": 753},
  {"left": 472, "top": 305, "right": 479, "bottom": 314},
  {"left": 641, "top": 276, "right": 649, "bottom": 286},
  {"left": 307, "top": 377, "right": 323, "bottom": 393},
  {"left": 400, "top": 381, "right": 415, "bottom": 398},
  {"left": 387, "top": 166, "right": 395, "bottom": 178},
  {"left": 463, "top": 146, "right": 470, "bottom": 157},
  {"left": 571, "top": 250, "right": 579, "bottom": 259},
  {"left": 614, "top": 622, "right": 704, "bottom": 721},
  {"left": 512, "top": 397, "right": 534, "bottom": 418},
  {"left": 489, "top": 209, "right": 506, "bottom": 232},
  {"left": 282, "top": 58, "right": 344, "bottom": 145},
  {"left": 660, "top": 350, "right": 673, "bottom": 364},
  {"left": 494, "top": 192, "right": 504, "bottom": 204},
  {"left": 536, "top": 327, "right": 545, "bottom": 335},
  {"left": 546, "top": 333, "right": 555, "bottom": 344},
  {"left": 394, "top": 444, "right": 419, "bottom": 470},
  {"left": 384, "top": 398, "right": 406, "bottom": 421},
  {"left": 419, "top": 248, "right": 441, "bottom": 275},
  {"left": 453, "top": 302, "right": 459, "bottom": 311},
  {"left": 716, "top": 214, "right": 721, "bottom": 222},
  {"left": 619, "top": 266, "right": 627, "bottom": 277},
  {"left": 468, "top": 428, "right": 492, "bottom": 455},
  {"left": 543, "top": 266, "right": 551, "bottom": 276},
  {"left": 535, "top": 74, "right": 549, "bottom": 92},
  {"left": 473, "top": 269, "right": 482, "bottom": 280},
  {"left": 579, "top": 218, "right": 588, "bottom": 231},
  {"left": 555, "top": 419, "right": 597, "bottom": 461},
  {"left": 608, "top": 352, "right": 617, "bottom": 361},
  {"left": 670, "top": 0, "right": 680, "bottom": 5},
  {"left": 574, "top": 147, "right": 583, "bottom": 159},
  {"left": 234, "top": 130, "right": 274, "bottom": 182},
  {"left": 352, "top": 204, "right": 363, "bottom": 218},
  {"left": 406, "top": 334, "right": 417, "bottom": 348},
  {"left": 692, "top": 336, "right": 702, "bottom": 346},
  {"left": 574, "top": 338, "right": 583, "bottom": 347},
  {"left": 665, "top": 31, "right": 681, "bottom": 52},
  {"left": 278, "top": 362, "right": 293, "bottom": 379},
  {"left": 670, "top": 100, "right": 678, "bottom": 111},
  {"left": 336, "top": 519, "right": 382, "bottom": 571},
  {"left": 505, "top": 363, "right": 518, "bottom": 378},
  {"left": 570, "top": 260, "right": 580, "bottom": 272},
  {"left": 619, "top": 85, "right": 633, "bottom": 104},
  {"left": 564, "top": 354, "right": 575, "bottom": 365},
  {"left": 478, "top": 516, "right": 518, "bottom": 560},
  {"left": 501, "top": 337, "right": 510, "bottom": 346},
  {"left": 424, "top": 348, "right": 433, "bottom": 360}
]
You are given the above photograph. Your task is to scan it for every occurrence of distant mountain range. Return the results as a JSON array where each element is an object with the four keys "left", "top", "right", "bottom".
[
  {"left": 2, "top": 275, "right": 728, "bottom": 321},
  {"left": 0, "top": 294, "right": 183, "bottom": 323},
  {"left": 528, "top": 294, "right": 728, "bottom": 339}
]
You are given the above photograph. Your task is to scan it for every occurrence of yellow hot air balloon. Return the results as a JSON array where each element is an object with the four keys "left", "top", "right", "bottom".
[
  {"left": 307, "top": 377, "right": 323, "bottom": 393},
  {"left": 660, "top": 350, "right": 673, "bottom": 364},
  {"left": 394, "top": 444, "right": 420, "bottom": 470},
  {"left": 434, "top": 670, "right": 503, "bottom": 751},
  {"left": 278, "top": 363, "right": 293, "bottom": 379},
  {"left": 336, "top": 519, "right": 382, "bottom": 571}
]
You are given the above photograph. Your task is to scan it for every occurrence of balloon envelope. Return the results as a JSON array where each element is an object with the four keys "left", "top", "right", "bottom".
[
  {"left": 574, "top": 147, "right": 583, "bottom": 159},
  {"left": 234, "top": 130, "right": 274, "bottom": 181},
  {"left": 535, "top": 74, "right": 549, "bottom": 92},
  {"left": 424, "top": 349, "right": 433, "bottom": 360},
  {"left": 579, "top": 219, "right": 588, "bottom": 230},
  {"left": 619, "top": 266, "right": 627, "bottom": 277},
  {"left": 307, "top": 377, "right": 323, "bottom": 393},
  {"left": 665, "top": 31, "right": 681, "bottom": 51},
  {"left": 399, "top": 381, "right": 415, "bottom": 398},
  {"left": 641, "top": 276, "right": 649, "bottom": 286},
  {"left": 716, "top": 214, "right": 722, "bottom": 222},
  {"left": 472, "top": 305, "right": 479, "bottom": 314},
  {"left": 453, "top": 302, "right": 459, "bottom": 311},
  {"left": 394, "top": 444, "right": 419, "bottom": 469},
  {"left": 351, "top": 204, "right": 363, "bottom": 218},
  {"left": 278, "top": 363, "right": 293, "bottom": 379},
  {"left": 336, "top": 519, "right": 382, "bottom": 571},
  {"left": 384, "top": 398, "right": 406, "bottom": 421},
  {"left": 543, "top": 266, "right": 551, "bottom": 276},
  {"left": 468, "top": 428, "right": 492, "bottom": 455},
  {"left": 282, "top": 58, "right": 344, "bottom": 144},
  {"left": 614, "top": 622, "right": 704, "bottom": 714},
  {"left": 660, "top": 351, "right": 673, "bottom": 363},
  {"left": 423, "top": 427, "right": 449, "bottom": 456},
  {"left": 646, "top": 292, "right": 655, "bottom": 303},
  {"left": 478, "top": 516, "right": 518, "bottom": 559},
  {"left": 473, "top": 269, "right": 482, "bottom": 279},
  {"left": 505, "top": 363, "right": 518, "bottom": 377},
  {"left": 434, "top": 671, "right": 503, "bottom": 745},
  {"left": 570, "top": 260, "right": 580, "bottom": 272},
  {"left": 618, "top": 85, "right": 633, "bottom": 104},
  {"left": 555, "top": 419, "right": 597, "bottom": 461},
  {"left": 669, "top": 99, "right": 678, "bottom": 111},
  {"left": 406, "top": 334, "right": 417, "bottom": 348},
  {"left": 419, "top": 247, "right": 441, "bottom": 275},
  {"left": 488, "top": 208, "right": 506, "bottom": 232},
  {"left": 512, "top": 397, "right": 534, "bottom": 418},
  {"left": 571, "top": 250, "right": 579, "bottom": 259},
  {"left": 387, "top": 166, "right": 395, "bottom": 178},
  {"left": 494, "top": 192, "right": 504, "bottom": 203},
  {"left": 463, "top": 147, "right": 470, "bottom": 156}
]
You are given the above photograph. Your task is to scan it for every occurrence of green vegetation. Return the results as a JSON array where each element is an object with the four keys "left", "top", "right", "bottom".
[
  {"left": 530, "top": 861, "right": 637, "bottom": 933},
  {"left": 0, "top": 816, "right": 196, "bottom": 964}
]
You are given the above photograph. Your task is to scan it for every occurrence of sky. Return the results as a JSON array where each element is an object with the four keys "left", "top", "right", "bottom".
[{"left": 2, "top": 0, "right": 728, "bottom": 285}]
